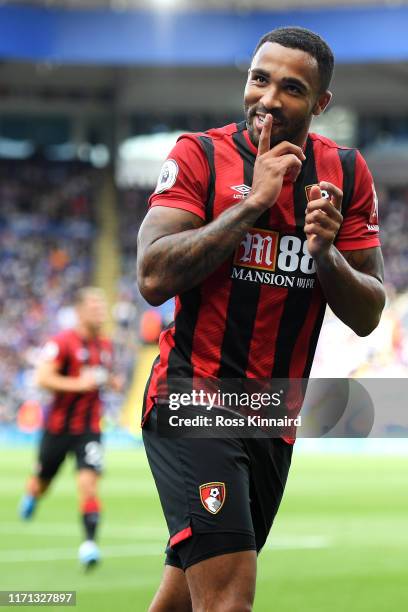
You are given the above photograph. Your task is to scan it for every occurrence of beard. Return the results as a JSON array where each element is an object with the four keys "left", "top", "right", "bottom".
[{"left": 245, "top": 104, "right": 308, "bottom": 149}]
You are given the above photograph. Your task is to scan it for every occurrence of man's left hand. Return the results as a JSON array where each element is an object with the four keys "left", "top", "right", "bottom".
[{"left": 304, "top": 182, "right": 343, "bottom": 259}]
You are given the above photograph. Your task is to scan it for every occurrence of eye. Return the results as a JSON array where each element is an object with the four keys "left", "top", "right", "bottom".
[
  {"left": 252, "top": 74, "right": 267, "bottom": 84},
  {"left": 286, "top": 84, "right": 302, "bottom": 95}
]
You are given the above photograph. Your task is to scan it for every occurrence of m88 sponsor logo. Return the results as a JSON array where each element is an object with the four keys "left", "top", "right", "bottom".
[{"left": 232, "top": 228, "right": 316, "bottom": 290}]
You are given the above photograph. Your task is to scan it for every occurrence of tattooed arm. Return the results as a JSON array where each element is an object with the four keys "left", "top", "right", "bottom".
[
  {"left": 314, "top": 246, "right": 386, "bottom": 336},
  {"left": 137, "top": 203, "right": 265, "bottom": 305}
]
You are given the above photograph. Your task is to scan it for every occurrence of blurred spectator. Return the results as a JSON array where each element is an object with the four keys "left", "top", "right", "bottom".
[{"left": 0, "top": 160, "right": 97, "bottom": 422}]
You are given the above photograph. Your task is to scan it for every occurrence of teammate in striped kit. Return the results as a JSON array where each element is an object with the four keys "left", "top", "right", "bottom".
[
  {"left": 137, "top": 27, "right": 385, "bottom": 611},
  {"left": 19, "top": 287, "right": 122, "bottom": 570}
]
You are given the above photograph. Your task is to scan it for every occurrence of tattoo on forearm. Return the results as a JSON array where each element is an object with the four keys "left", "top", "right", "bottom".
[{"left": 149, "top": 204, "right": 260, "bottom": 293}]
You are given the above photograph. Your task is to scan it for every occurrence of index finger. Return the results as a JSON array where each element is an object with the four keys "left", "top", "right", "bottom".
[
  {"left": 320, "top": 181, "right": 343, "bottom": 211},
  {"left": 257, "top": 114, "right": 273, "bottom": 156}
]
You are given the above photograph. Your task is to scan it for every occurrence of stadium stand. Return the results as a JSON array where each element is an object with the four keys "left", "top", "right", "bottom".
[
  {"left": 1, "top": 151, "right": 408, "bottom": 426},
  {"left": 0, "top": 0, "right": 407, "bottom": 429},
  {"left": 0, "top": 159, "right": 136, "bottom": 428},
  {"left": 0, "top": 160, "right": 97, "bottom": 422}
]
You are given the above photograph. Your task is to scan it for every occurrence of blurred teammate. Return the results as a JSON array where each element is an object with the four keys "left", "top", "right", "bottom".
[
  {"left": 20, "top": 287, "right": 122, "bottom": 569},
  {"left": 137, "top": 27, "right": 386, "bottom": 611}
]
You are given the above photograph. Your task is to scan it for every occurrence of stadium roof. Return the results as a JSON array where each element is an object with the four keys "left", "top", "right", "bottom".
[
  {"left": 2, "top": 3, "right": 408, "bottom": 64},
  {"left": 2, "top": 0, "right": 408, "bottom": 9}
]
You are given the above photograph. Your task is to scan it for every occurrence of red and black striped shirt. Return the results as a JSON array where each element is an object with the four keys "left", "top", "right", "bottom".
[
  {"left": 142, "top": 121, "right": 380, "bottom": 424},
  {"left": 41, "top": 329, "right": 113, "bottom": 435}
]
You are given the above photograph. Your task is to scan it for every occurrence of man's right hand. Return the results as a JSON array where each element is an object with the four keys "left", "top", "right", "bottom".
[{"left": 248, "top": 114, "right": 306, "bottom": 213}]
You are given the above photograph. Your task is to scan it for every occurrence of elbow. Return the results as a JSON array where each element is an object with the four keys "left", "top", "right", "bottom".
[
  {"left": 137, "top": 249, "right": 178, "bottom": 305},
  {"left": 354, "top": 322, "right": 378, "bottom": 337},
  {"left": 137, "top": 273, "right": 168, "bottom": 307},
  {"left": 353, "top": 304, "right": 385, "bottom": 337},
  {"left": 137, "top": 256, "right": 165, "bottom": 306}
]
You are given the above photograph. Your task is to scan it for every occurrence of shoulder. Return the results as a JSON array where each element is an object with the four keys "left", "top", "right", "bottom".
[
  {"left": 60, "top": 328, "right": 81, "bottom": 351},
  {"left": 309, "top": 132, "right": 353, "bottom": 151},
  {"left": 177, "top": 122, "right": 239, "bottom": 147},
  {"left": 49, "top": 329, "right": 74, "bottom": 345},
  {"left": 205, "top": 122, "right": 240, "bottom": 139},
  {"left": 160, "top": 122, "right": 238, "bottom": 181},
  {"left": 309, "top": 132, "right": 369, "bottom": 173},
  {"left": 99, "top": 336, "right": 113, "bottom": 350},
  {"left": 41, "top": 329, "right": 74, "bottom": 362}
]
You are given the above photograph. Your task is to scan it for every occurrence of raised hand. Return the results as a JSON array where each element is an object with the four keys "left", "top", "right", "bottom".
[
  {"left": 248, "top": 114, "right": 306, "bottom": 213},
  {"left": 304, "top": 182, "right": 343, "bottom": 259}
]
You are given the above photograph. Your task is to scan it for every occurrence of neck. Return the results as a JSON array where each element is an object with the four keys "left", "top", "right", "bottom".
[{"left": 293, "top": 124, "right": 310, "bottom": 150}]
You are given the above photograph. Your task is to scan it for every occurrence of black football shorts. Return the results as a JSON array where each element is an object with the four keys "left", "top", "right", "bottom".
[
  {"left": 36, "top": 431, "right": 103, "bottom": 480},
  {"left": 142, "top": 404, "right": 293, "bottom": 570}
]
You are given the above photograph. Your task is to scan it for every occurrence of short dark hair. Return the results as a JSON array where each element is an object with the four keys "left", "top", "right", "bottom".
[{"left": 253, "top": 26, "right": 334, "bottom": 93}]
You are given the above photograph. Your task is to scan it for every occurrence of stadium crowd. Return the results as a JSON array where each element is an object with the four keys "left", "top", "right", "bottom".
[
  {"left": 379, "top": 185, "right": 408, "bottom": 293},
  {"left": 1, "top": 158, "right": 407, "bottom": 425},
  {"left": 0, "top": 160, "right": 98, "bottom": 424},
  {"left": 313, "top": 184, "right": 408, "bottom": 377},
  {"left": 117, "top": 186, "right": 174, "bottom": 332}
]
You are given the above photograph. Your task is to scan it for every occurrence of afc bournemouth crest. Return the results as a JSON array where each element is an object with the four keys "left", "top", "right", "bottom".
[
  {"left": 199, "top": 482, "right": 226, "bottom": 514},
  {"left": 305, "top": 184, "right": 330, "bottom": 202}
]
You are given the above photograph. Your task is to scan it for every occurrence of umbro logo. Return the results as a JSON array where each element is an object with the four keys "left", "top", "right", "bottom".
[{"left": 230, "top": 184, "right": 252, "bottom": 199}]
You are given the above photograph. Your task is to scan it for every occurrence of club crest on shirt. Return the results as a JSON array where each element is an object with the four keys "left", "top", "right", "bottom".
[
  {"left": 305, "top": 184, "right": 330, "bottom": 202},
  {"left": 155, "top": 159, "right": 179, "bottom": 194},
  {"left": 199, "top": 482, "right": 226, "bottom": 514}
]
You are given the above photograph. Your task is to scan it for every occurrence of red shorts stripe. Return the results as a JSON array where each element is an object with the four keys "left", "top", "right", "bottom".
[{"left": 169, "top": 526, "right": 192, "bottom": 548}]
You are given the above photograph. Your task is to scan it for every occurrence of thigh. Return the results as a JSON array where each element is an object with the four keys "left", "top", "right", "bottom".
[
  {"left": 72, "top": 433, "right": 104, "bottom": 474},
  {"left": 143, "top": 406, "right": 256, "bottom": 567},
  {"left": 36, "top": 431, "right": 70, "bottom": 480},
  {"left": 246, "top": 437, "right": 294, "bottom": 553},
  {"left": 148, "top": 565, "right": 192, "bottom": 612},
  {"left": 186, "top": 550, "right": 256, "bottom": 611}
]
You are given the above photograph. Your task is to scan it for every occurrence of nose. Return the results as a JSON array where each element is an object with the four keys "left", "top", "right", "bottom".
[{"left": 259, "top": 85, "right": 282, "bottom": 111}]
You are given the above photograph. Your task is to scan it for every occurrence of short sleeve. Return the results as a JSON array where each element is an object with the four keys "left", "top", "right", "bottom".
[
  {"left": 148, "top": 135, "right": 210, "bottom": 220},
  {"left": 335, "top": 151, "right": 381, "bottom": 251},
  {"left": 40, "top": 335, "right": 66, "bottom": 369}
]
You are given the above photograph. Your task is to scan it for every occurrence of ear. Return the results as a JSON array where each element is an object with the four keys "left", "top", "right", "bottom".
[{"left": 312, "top": 91, "right": 332, "bottom": 116}]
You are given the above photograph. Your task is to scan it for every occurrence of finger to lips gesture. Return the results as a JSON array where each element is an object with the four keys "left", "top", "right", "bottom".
[{"left": 250, "top": 114, "right": 306, "bottom": 212}]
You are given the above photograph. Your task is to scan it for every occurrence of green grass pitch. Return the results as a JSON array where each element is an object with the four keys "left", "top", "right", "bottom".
[{"left": 0, "top": 446, "right": 407, "bottom": 611}]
